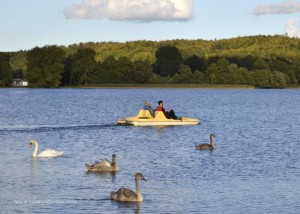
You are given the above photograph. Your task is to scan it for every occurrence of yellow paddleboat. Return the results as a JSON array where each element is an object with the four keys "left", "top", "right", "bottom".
[{"left": 117, "top": 110, "right": 200, "bottom": 126}]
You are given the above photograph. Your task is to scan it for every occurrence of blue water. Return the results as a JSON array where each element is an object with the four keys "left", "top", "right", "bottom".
[{"left": 0, "top": 88, "right": 299, "bottom": 213}]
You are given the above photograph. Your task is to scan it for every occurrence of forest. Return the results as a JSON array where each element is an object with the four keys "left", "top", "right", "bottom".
[{"left": 1, "top": 35, "right": 300, "bottom": 88}]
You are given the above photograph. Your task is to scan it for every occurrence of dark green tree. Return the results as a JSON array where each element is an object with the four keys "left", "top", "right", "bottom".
[
  {"left": 117, "top": 57, "right": 134, "bottom": 83},
  {"left": 253, "top": 58, "right": 270, "bottom": 70},
  {"left": 131, "top": 60, "right": 153, "bottom": 83},
  {"left": 270, "top": 57, "right": 291, "bottom": 72},
  {"left": 269, "top": 57, "right": 297, "bottom": 84},
  {"left": 293, "top": 60, "right": 300, "bottom": 83},
  {"left": 27, "top": 46, "right": 65, "bottom": 87},
  {"left": 91, "top": 62, "right": 104, "bottom": 84},
  {"left": 62, "top": 56, "right": 72, "bottom": 86},
  {"left": 70, "top": 48, "right": 96, "bottom": 86},
  {"left": 241, "top": 55, "right": 256, "bottom": 71},
  {"left": 96, "top": 56, "right": 120, "bottom": 83},
  {"left": 0, "top": 52, "right": 12, "bottom": 86},
  {"left": 12, "top": 69, "right": 25, "bottom": 79},
  {"left": 184, "top": 55, "right": 206, "bottom": 73},
  {"left": 154, "top": 46, "right": 183, "bottom": 77}
]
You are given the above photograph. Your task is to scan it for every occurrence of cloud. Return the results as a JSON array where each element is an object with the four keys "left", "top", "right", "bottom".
[
  {"left": 64, "top": 0, "right": 194, "bottom": 22},
  {"left": 286, "top": 19, "right": 300, "bottom": 37},
  {"left": 253, "top": 0, "right": 300, "bottom": 16}
]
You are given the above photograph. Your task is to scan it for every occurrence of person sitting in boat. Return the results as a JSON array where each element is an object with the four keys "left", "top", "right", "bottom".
[
  {"left": 156, "top": 100, "right": 180, "bottom": 120},
  {"left": 143, "top": 101, "right": 155, "bottom": 116}
]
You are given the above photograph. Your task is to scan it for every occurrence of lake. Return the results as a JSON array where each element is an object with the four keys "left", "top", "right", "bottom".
[{"left": 0, "top": 88, "right": 299, "bottom": 213}]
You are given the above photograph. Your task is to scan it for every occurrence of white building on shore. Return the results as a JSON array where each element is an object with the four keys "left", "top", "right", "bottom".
[{"left": 11, "top": 79, "right": 28, "bottom": 87}]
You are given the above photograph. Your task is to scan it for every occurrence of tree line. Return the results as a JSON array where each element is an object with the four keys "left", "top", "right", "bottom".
[{"left": 1, "top": 35, "right": 300, "bottom": 88}]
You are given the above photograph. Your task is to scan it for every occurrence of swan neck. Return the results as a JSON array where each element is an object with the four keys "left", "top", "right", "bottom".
[
  {"left": 135, "top": 177, "right": 141, "bottom": 197},
  {"left": 210, "top": 136, "right": 215, "bottom": 148},
  {"left": 33, "top": 142, "right": 38, "bottom": 156}
]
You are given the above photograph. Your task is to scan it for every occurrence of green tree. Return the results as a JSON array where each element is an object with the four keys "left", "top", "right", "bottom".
[
  {"left": 206, "top": 63, "right": 218, "bottom": 84},
  {"left": 154, "top": 46, "right": 183, "bottom": 77},
  {"left": 245, "top": 71, "right": 256, "bottom": 86},
  {"left": 226, "top": 63, "right": 237, "bottom": 84},
  {"left": 272, "top": 71, "right": 287, "bottom": 88},
  {"left": 170, "top": 64, "right": 193, "bottom": 83},
  {"left": 10, "top": 51, "right": 27, "bottom": 77},
  {"left": 193, "top": 70, "right": 207, "bottom": 83},
  {"left": 149, "top": 74, "right": 161, "bottom": 84},
  {"left": 232, "top": 67, "right": 248, "bottom": 84},
  {"left": 253, "top": 69, "right": 272, "bottom": 88},
  {"left": 216, "top": 58, "right": 233, "bottom": 84},
  {"left": 284, "top": 70, "right": 298, "bottom": 84},
  {"left": 27, "top": 46, "right": 65, "bottom": 87}
]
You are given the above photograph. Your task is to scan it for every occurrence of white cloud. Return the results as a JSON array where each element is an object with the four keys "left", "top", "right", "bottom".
[
  {"left": 286, "top": 19, "right": 300, "bottom": 37},
  {"left": 253, "top": 0, "right": 300, "bottom": 16},
  {"left": 64, "top": 0, "right": 194, "bottom": 22}
]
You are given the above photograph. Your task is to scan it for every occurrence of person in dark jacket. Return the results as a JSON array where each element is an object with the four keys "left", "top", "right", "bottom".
[{"left": 156, "top": 100, "right": 180, "bottom": 120}]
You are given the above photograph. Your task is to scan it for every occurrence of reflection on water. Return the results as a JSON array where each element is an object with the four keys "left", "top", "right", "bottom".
[
  {"left": 0, "top": 88, "right": 300, "bottom": 213},
  {"left": 85, "top": 171, "right": 118, "bottom": 183},
  {"left": 30, "top": 159, "right": 40, "bottom": 177},
  {"left": 115, "top": 201, "right": 142, "bottom": 214}
]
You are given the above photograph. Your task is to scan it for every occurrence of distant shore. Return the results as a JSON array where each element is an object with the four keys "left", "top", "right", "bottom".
[
  {"left": 77, "top": 84, "right": 300, "bottom": 89},
  {"left": 3, "top": 84, "right": 300, "bottom": 89},
  {"left": 78, "top": 84, "right": 256, "bottom": 89}
]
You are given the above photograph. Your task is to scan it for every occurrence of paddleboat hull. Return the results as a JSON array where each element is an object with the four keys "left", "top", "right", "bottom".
[{"left": 117, "top": 110, "right": 200, "bottom": 126}]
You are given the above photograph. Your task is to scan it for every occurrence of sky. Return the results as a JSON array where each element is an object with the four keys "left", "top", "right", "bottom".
[{"left": 1, "top": 0, "right": 300, "bottom": 52}]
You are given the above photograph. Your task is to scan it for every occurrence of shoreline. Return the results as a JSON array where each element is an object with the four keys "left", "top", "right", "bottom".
[
  {"left": 77, "top": 84, "right": 300, "bottom": 89},
  {"left": 77, "top": 84, "right": 256, "bottom": 89},
  {"left": 3, "top": 84, "right": 300, "bottom": 89}
]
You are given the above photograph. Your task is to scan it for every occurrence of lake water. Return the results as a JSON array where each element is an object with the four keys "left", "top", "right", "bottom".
[{"left": 0, "top": 88, "right": 299, "bottom": 213}]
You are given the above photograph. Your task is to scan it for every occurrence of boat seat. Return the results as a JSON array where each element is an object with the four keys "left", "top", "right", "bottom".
[
  {"left": 136, "top": 110, "right": 154, "bottom": 119},
  {"left": 154, "top": 111, "right": 168, "bottom": 120}
]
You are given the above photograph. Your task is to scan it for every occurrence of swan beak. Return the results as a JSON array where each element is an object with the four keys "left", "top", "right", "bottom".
[
  {"left": 29, "top": 143, "right": 32, "bottom": 149},
  {"left": 142, "top": 178, "right": 147, "bottom": 182}
]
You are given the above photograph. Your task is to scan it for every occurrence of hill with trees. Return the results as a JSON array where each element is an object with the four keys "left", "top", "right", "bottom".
[{"left": 1, "top": 35, "right": 300, "bottom": 88}]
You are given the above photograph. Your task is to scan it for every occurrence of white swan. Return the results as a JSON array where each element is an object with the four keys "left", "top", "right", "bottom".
[
  {"left": 110, "top": 172, "right": 147, "bottom": 202},
  {"left": 85, "top": 154, "right": 120, "bottom": 172},
  {"left": 29, "top": 140, "right": 64, "bottom": 157},
  {"left": 195, "top": 134, "right": 216, "bottom": 150}
]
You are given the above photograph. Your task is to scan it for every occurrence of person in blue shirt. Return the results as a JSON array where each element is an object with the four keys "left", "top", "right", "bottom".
[{"left": 143, "top": 101, "right": 154, "bottom": 116}]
